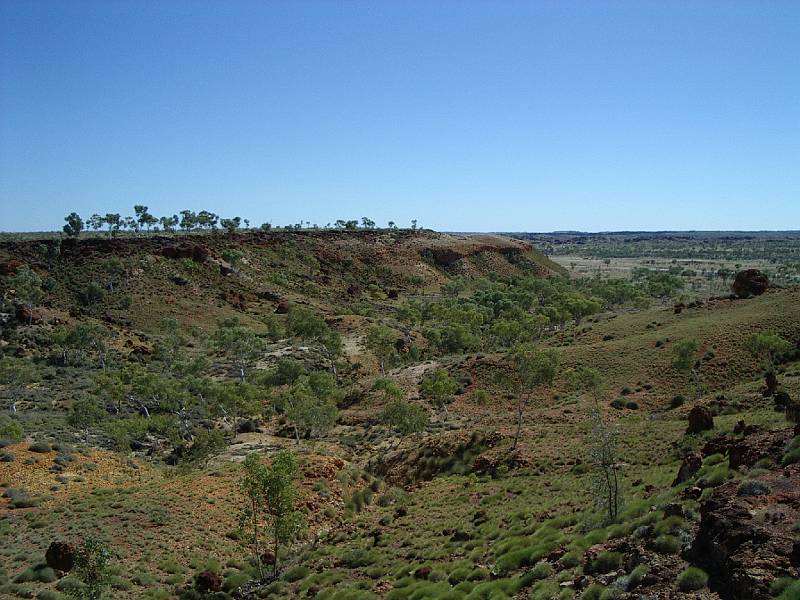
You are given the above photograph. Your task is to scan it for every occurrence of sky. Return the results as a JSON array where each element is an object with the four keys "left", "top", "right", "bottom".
[{"left": 1, "top": 1, "right": 798, "bottom": 233}]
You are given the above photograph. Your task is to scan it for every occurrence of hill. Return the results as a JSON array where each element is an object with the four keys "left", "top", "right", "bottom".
[{"left": 0, "top": 229, "right": 799, "bottom": 600}]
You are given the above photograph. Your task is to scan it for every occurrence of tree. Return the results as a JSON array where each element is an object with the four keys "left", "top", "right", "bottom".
[
  {"left": 411, "top": 219, "right": 418, "bottom": 230},
  {"left": 287, "top": 306, "right": 328, "bottom": 341},
  {"left": 511, "top": 344, "right": 559, "bottom": 449},
  {"left": 365, "top": 325, "right": 397, "bottom": 374},
  {"left": 134, "top": 205, "right": 156, "bottom": 232},
  {"left": 9, "top": 266, "right": 43, "bottom": 325},
  {"left": 239, "top": 451, "right": 304, "bottom": 579},
  {"left": 65, "top": 538, "right": 112, "bottom": 600},
  {"left": 221, "top": 249, "right": 244, "bottom": 273},
  {"left": 0, "top": 357, "right": 36, "bottom": 414},
  {"left": 382, "top": 399, "right": 428, "bottom": 445},
  {"left": 419, "top": 368, "right": 459, "bottom": 415},
  {"left": 104, "top": 213, "right": 121, "bottom": 237},
  {"left": 102, "top": 257, "right": 126, "bottom": 292},
  {"left": 179, "top": 210, "right": 197, "bottom": 231},
  {"left": 589, "top": 405, "right": 623, "bottom": 523},
  {"left": 361, "top": 217, "right": 375, "bottom": 229},
  {"left": 159, "top": 214, "right": 178, "bottom": 233},
  {"left": 221, "top": 216, "right": 241, "bottom": 234},
  {"left": 197, "top": 210, "right": 219, "bottom": 231},
  {"left": 63, "top": 212, "right": 84, "bottom": 237},
  {"left": 87, "top": 214, "right": 104, "bottom": 232},
  {"left": 672, "top": 338, "right": 701, "bottom": 400},
  {"left": 746, "top": 332, "right": 792, "bottom": 395},
  {"left": 67, "top": 397, "right": 106, "bottom": 441},
  {"left": 283, "top": 381, "right": 338, "bottom": 444},
  {"left": 67, "top": 323, "right": 110, "bottom": 369},
  {"left": 568, "top": 366, "right": 604, "bottom": 404},
  {"left": 213, "top": 325, "right": 266, "bottom": 381}
]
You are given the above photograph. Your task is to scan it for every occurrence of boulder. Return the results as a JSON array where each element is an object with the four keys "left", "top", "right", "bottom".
[
  {"left": 0, "top": 259, "right": 25, "bottom": 276},
  {"left": 162, "top": 244, "right": 208, "bottom": 263},
  {"left": 195, "top": 570, "right": 222, "bottom": 592},
  {"left": 672, "top": 452, "right": 702, "bottom": 486},
  {"left": 692, "top": 465, "right": 800, "bottom": 599},
  {"left": 687, "top": 406, "right": 714, "bottom": 434},
  {"left": 732, "top": 269, "right": 769, "bottom": 298},
  {"left": 45, "top": 541, "right": 76, "bottom": 572}
]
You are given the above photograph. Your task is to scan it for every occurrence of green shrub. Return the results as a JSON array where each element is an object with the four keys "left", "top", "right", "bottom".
[
  {"left": 0, "top": 419, "right": 23, "bottom": 442},
  {"left": 530, "top": 562, "right": 552, "bottom": 580},
  {"left": 222, "top": 571, "right": 250, "bottom": 592},
  {"left": 340, "top": 549, "right": 377, "bottom": 568},
  {"left": 581, "top": 584, "right": 605, "bottom": 600},
  {"left": 282, "top": 565, "right": 310, "bottom": 582},
  {"left": 771, "top": 577, "right": 796, "bottom": 596},
  {"left": 737, "top": 480, "right": 771, "bottom": 497},
  {"left": 589, "top": 552, "right": 622, "bottom": 574},
  {"left": 782, "top": 437, "right": 800, "bottom": 466},
  {"left": 653, "top": 535, "right": 681, "bottom": 554},
  {"left": 676, "top": 567, "right": 708, "bottom": 591},
  {"left": 777, "top": 580, "right": 800, "bottom": 599},
  {"left": 28, "top": 442, "right": 52, "bottom": 453}
]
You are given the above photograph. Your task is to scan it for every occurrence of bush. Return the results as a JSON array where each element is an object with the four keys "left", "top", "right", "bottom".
[
  {"left": 530, "top": 562, "right": 552, "bottom": 580},
  {"left": 782, "top": 437, "right": 800, "bottom": 466},
  {"left": 28, "top": 442, "right": 52, "bottom": 453},
  {"left": 581, "top": 584, "right": 606, "bottom": 600},
  {"left": 609, "top": 399, "right": 625, "bottom": 410},
  {"left": 676, "top": 567, "right": 708, "bottom": 591},
  {"left": 670, "top": 395, "right": 686, "bottom": 409},
  {"left": 282, "top": 565, "right": 309, "bottom": 582},
  {"left": 0, "top": 419, "right": 23, "bottom": 442},
  {"left": 589, "top": 552, "right": 622, "bottom": 574},
  {"left": 777, "top": 580, "right": 800, "bottom": 600},
  {"left": 340, "top": 549, "right": 377, "bottom": 568},
  {"left": 653, "top": 535, "right": 681, "bottom": 554},
  {"left": 737, "top": 480, "right": 771, "bottom": 497}
]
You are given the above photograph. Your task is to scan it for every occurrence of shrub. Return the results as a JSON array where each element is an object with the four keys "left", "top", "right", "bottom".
[
  {"left": 653, "top": 535, "right": 681, "bottom": 554},
  {"left": 676, "top": 567, "right": 708, "bottom": 591},
  {"left": 581, "top": 584, "right": 606, "bottom": 600},
  {"left": 530, "top": 562, "right": 552, "bottom": 580},
  {"left": 737, "top": 480, "right": 771, "bottom": 497},
  {"left": 782, "top": 437, "right": 800, "bottom": 466},
  {"left": 777, "top": 580, "right": 800, "bottom": 599},
  {"left": 0, "top": 419, "right": 23, "bottom": 442},
  {"left": 670, "top": 395, "right": 685, "bottom": 409},
  {"left": 28, "top": 442, "right": 52, "bottom": 453},
  {"left": 589, "top": 552, "right": 622, "bottom": 574},
  {"left": 282, "top": 565, "right": 309, "bottom": 582},
  {"left": 609, "top": 399, "right": 625, "bottom": 410},
  {"left": 340, "top": 549, "right": 377, "bottom": 568},
  {"left": 625, "top": 401, "right": 639, "bottom": 410},
  {"left": 0, "top": 452, "right": 14, "bottom": 462},
  {"left": 222, "top": 572, "right": 250, "bottom": 592}
]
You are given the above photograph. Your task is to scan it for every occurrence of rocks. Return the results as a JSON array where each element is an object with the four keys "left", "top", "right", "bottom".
[
  {"left": 691, "top": 464, "right": 800, "bottom": 599},
  {"left": 161, "top": 244, "right": 208, "bottom": 263},
  {"left": 732, "top": 269, "right": 769, "bottom": 298},
  {"left": 673, "top": 453, "right": 702, "bottom": 486},
  {"left": 195, "top": 570, "right": 222, "bottom": 592},
  {"left": 687, "top": 406, "right": 714, "bottom": 434},
  {"left": 765, "top": 371, "right": 779, "bottom": 397},
  {"left": 45, "top": 541, "right": 76, "bottom": 572},
  {"left": 0, "top": 259, "right": 25, "bottom": 276}
]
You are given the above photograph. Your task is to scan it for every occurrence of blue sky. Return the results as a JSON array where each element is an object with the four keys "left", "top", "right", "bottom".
[{"left": 1, "top": 1, "right": 798, "bottom": 232}]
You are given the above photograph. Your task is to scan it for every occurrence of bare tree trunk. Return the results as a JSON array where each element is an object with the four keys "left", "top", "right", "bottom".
[
  {"left": 512, "top": 397, "right": 525, "bottom": 450},
  {"left": 252, "top": 496, "right": 263, "bottom": 580}
]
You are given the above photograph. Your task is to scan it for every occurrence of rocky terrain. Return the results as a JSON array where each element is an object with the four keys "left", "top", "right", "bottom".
[{"left": 0, "top": 229, "right": 799, "bottom": 600}]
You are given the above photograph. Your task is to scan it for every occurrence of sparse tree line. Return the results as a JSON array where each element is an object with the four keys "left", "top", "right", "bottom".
[{"left": 62, "top": 207, "right": 420, "bottom": 238}]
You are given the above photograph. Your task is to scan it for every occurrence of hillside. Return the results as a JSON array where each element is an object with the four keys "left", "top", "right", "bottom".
[{"left": 1, "top": 230, "right": 799, "bottom": 600}]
